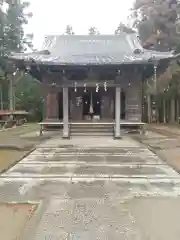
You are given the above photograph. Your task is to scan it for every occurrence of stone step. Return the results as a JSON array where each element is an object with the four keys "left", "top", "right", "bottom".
[
  {"left": 70, "top": 125, "right": 113, "bottom": 128},
  {"left": 70, "top": 124, "right": 114, "bottom": 137},
  {"left": 70, "top": 125, "right": 113, "bottom": 129},
  {"left": 71, "top": 128, "right": 113, "bottom": 132},
  {"left": 71, "top": 132, "right": 114, "bottom": 136}
]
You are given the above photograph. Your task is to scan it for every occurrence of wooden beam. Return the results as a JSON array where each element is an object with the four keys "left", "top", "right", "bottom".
[{"left": 61, "top": 80, "right": 120, "bottom": 87}]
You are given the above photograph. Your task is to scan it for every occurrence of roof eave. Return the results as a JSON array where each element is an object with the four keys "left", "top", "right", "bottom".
[{"left": 8, "top": 49, "right": 179, "bottom": 67}]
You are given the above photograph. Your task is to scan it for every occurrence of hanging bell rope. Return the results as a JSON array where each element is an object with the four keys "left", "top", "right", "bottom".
[
  {"left": 84, "top": 83, "right": 87, "bottom": 93},
  {"left": 74, "top": 82, "right": 77, "bottom": 92},
  {"left": 104, "top": 81, "right": 107, "bottom": 92},
  {"left": 96, "top": 83, "right": 99, "bottom": 93},
  {"left": 89, "top": 91, "right": 94, "bottom": 114}
]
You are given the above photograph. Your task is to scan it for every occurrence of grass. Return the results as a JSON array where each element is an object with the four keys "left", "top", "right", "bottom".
[
  {"left": 0, "top": 123, "right": 39, "bottom": 137},
  {"left": 0, "top": 123, "right": 39, "bottom": 173},
  {"left": 0, "top": 150, "right": 28, "bottom": 173}
]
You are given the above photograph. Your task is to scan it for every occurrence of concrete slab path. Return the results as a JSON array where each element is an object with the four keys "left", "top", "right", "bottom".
[{"left": 0, "top": 136, "right": 180, "bottom": 239}]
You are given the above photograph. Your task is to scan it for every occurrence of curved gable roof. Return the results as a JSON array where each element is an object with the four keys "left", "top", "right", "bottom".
[{"left": 9, "top": 33, "right": 177, "bottom": 66}]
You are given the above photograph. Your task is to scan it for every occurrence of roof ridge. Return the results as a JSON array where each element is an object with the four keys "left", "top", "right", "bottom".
[{"left": 44, "top": 33, "right": 137, "bottom": 38}]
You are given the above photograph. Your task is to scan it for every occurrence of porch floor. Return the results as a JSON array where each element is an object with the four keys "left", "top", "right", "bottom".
[{"left": 39, "top": 120, "right": 145, "bottom": 125}]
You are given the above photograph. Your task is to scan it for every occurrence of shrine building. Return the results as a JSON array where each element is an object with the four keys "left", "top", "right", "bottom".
[{"left": 9, "top": 33, "right": 176, "bottom": 138}]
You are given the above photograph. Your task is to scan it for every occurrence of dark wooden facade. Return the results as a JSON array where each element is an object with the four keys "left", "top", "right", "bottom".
[{"left": 41, "top": 65, "right": 143, "bottom": 123}]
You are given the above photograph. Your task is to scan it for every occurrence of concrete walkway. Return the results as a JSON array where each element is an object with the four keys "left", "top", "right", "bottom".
[{"left": 1, "top": 136, "right": 180, "bottom": 239}]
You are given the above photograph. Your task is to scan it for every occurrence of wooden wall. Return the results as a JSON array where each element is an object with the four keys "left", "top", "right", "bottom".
[
  {"left": 42, "top": 70, "right": 143, "bottom": 122},
  {"left": 121, "top": 71, "right": 142, "bottom": 122}
]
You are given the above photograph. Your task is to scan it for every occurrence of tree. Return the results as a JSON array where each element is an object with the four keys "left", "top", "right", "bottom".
[
  {"left": 5, "top": 1, "right": 33, "bottom": 53},
  {"left": 15, "top": 75, "right": 43, "bottom": 121},
  {"left": 133, "top": 0, "right": 180, "bottom": 90},
  {"left": 0, "top": 1, "right": 7, "bottom": 70},
  {"left": 0, "top": 0, "right": 33, "bottom": 67},
  {"left": 0, "top": 0, "right": 33, "bottom": 111},
  {"left": 132, "top": 0, "right": 180, "bottom": 51},
  {"left": 88, "top": 26, "right": 100, "bottom": 35},
  {"left": 132, "top": 0, "right": 180, "bottom": 122},
  {"left": 65, "top": 25, "right": 74, "bottom": 35},
  {"left": 115, "top": 23, "right": 135, "bottom": 34}
]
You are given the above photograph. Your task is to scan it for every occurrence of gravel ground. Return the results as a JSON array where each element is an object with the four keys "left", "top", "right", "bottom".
[{"left": 0, "top": 203, "right": 38, "bottom": 240}]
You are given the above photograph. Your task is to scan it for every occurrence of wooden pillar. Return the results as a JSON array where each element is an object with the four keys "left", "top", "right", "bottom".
[
  {"left": 63, "top": 87, "right": 69, "bottom": 138},
  {"left": 115, "top": 86, "right": 121, "bottom": 139}
]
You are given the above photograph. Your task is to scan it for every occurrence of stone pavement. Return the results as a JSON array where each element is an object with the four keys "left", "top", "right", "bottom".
[{"left": 1, "top": 136, "right": 180, "bottom": 239}]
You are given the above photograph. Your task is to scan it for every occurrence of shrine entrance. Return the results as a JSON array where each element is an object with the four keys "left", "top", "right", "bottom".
[
  {"left": 82, "top": 92, "right": 90, "bottom": 117},
  {"left": 69, "top": 87, "right": 115, "bottom": 121},
  {"left": 82, "top": 89, "right": 101, "bottom": 120},
  {"left": 93, "top": 91, "right": 101, "bottom": 116},
  {"left": 59, "top": 87, "right": 126, "bottom": 122}
]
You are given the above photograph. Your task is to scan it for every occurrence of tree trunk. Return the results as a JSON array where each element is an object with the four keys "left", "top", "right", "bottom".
[
  {"left": 176, "top": 98, "right": 179, "bottom": 124},
  {"left": 147, "top": 94, "right": 151, "bottom": 123},
  {"left": 13, "top": 83, "right": 16, "bottom": 110},
  {"left": 156, "top": 107, "right": 159, "bottom": 123},
  {"left": 0, "top": 85, "right": 3, "bottom": 110},
  {"left": 171, "top": 99, "right": 175, "bottom": 124},
  {"left": 163, "top": 99, "right": 166, "bottom": 124},
  {"left": 8, "top": 75, "right": 14, "bottom": 112}
]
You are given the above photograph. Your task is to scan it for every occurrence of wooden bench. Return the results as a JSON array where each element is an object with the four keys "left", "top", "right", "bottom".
[{"left": 38, "top": 122, "right": 63, "bottom": 136}]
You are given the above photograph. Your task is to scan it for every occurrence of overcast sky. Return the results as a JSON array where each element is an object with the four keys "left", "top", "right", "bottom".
[{"left": 24, "top": 0, "right": 135, "bottom": 49}]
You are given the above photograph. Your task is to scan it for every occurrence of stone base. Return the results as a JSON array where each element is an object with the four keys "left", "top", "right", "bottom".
[
  {"left": 114, "top": 136, "right": 122, "bottom": 140},
  {"left": 62, "top": 132, "right": 70, "bottom": 139},
  {"left": 62, "top": 136, "right": 70, "bottom": 139}
]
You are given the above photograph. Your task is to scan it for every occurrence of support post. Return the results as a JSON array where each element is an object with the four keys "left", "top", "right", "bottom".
[
  {"left": 115, "top": 86, "right": 121, "bottom": 139},
  {"left": 63, "top": 87, "right": 69, "bottom": 138}
]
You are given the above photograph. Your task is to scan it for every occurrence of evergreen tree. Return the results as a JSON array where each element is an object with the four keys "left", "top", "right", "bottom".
[
  {"left": 5, "top": 0, "right": 33, "bottom": 53},
  {"left": 15, "top": 75, "right": 43, "bottom": 121},
  {"left": 0, "top": 0, "right": 33, "bottom": 111}
]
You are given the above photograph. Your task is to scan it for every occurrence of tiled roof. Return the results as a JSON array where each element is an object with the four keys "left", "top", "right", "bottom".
[{"left": 9, "top": 34, "right": 177, "bottom": 65}]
